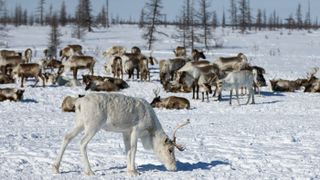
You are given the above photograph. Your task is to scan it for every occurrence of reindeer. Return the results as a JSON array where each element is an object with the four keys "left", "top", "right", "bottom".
[
  {"left": 102, "top": 46, "right": 126, "bottom": 57},
  {"left": 214, "top": 53, "right": 248, "bottom": 72},
  {"left": 159, "top": 58, "right": 188, "bottom": 84},
  {"left": 23, "top": 48, "right": 32, "bottom": 63},
  {"left": 151, "top": 88, "right": 190, "bottom": 109},
  {"left": 0, "top": 74, "right": 15, "bottom": 84},
  {"left": 191, "top": 49, "right": 206, "bottom": 61},
  {"left": 0, "top": 50, "right": 21, "bottom": 58},
  {"left": 61, "top": 95, "right": 84, "bottom": 112},
  {"left": 52, "top": 93, "right": 189, "bottom": 176},
  {"left": 173, "top": 46, "right": 187, "bottom": 57},
  {"left": 111, "top": 56, "right": 123, "bottom": 79},
  {"left": 216, "top": 70, "right": 255, "bottom": 105},
  {"left": 0, "top": 88, "right": 24, "bottom": 102},
  {"left": 131, "top": 46, "right": 141, "bottom": 55},
  {"left": 85, "top": 79, "right": 120, "bottom": 92},
  {"left": 163, "top": 80, "right": 192, "bottom": 93},
  {"left": 12, "top": 63, "right": 45, "bottom": 88},
  {"left": 123, "top": 55, "right": 140, "bottom": 80},
  {"left": 140, "top": 56, "right": 150, "bottom": 81},
  {"left": 59, "top": 45, "right": 83, "bottom": 61},
  {"left": 58, "top": 55, "right": 95, "bottom": 80},
  {"left": 0, "top": 55, "right": 22, "bottom": 75},
  {"left": 82, "top": 75, "right": 129, "bottom": 89},
  {"left": 295, "top": 67, "right": 319, "bottom": 93}
]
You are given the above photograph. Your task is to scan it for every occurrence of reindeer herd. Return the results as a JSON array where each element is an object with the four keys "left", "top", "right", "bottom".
[{"left": 1, "top": 44, "right": 320, "bottom": 176}]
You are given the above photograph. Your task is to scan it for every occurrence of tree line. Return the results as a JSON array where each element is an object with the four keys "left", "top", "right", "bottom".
[{"left": 0, "top": 0, "right": 319, "bottom": 50}]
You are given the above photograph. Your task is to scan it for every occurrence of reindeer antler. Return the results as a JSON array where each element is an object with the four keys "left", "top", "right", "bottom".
[
  {"left": 153, "top": 87, "right": 160, "bottom": 97},
  {"left": 307, "top": 67, "right": 319, "bottom": 80},
  {"left": 172, "top": 119, "right": 190, "bottom": 151}
]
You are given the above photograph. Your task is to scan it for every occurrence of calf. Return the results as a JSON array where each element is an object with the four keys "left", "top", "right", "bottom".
[
  {"left": 150, "top": 89, "right": 190, "bottom": 109},
  {"left": 0, "top": 88, "right": 24, "bottom": 102},
  {"left": 12, "top": 63, "right": 45, "bottom": 88}
]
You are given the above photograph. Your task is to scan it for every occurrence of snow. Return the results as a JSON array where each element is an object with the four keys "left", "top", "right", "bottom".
[{"left": 0, "top": 25, "right": 320, "bottom": 179}]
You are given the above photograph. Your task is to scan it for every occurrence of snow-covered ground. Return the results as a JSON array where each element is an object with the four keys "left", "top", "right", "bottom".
[{"left": 0, "top": 25, "right": 320, "bottom": 179}]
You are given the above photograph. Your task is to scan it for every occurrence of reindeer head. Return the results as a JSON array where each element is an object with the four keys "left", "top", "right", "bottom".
[
  {"left": 155, "top": 120, "right": 190, "bottom": 171},
  {"left": 150, "top": 88, "right": 161, "bottom": 108}
]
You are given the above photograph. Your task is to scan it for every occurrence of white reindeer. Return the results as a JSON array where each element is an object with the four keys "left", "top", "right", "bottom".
[
  {"left": 216, "top": 70, "right": 255, "bottom": 105},
  {"left": 52, "top": 93, "right": 189, "bottom": 176}
]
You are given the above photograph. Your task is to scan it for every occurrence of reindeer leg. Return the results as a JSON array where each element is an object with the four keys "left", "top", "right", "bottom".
[
  {"left": 236, "top": 88, "right": 240, "bottom": 105},
  {"left": 196, "top": 85, "right": 199, "bottom": 99},
  {"left": 206, "top": 91, "right": 209, "bottom": 102},
  {"left": 73, "top": 68, "right": 78, "bottom": 80},
  {"left": 201, "top": 92, "right": 204, "bottom": 102},
  {"left": 229, "top": 90, "right": 233, "bottom": 105},
  {"left": 53, "top": 124, "right": 83, "bottom": 174},
  {"left": 192, "top": 85, "right": 195, "bottom": 99},
  {"left": 20, "top": 76, "right": 24, "bottom": 88},
  {"left": 80, "top": 127, "right": 98, "bottom": 176},
  {"left": 127, "top": 127, "right": 139, "bottom": 176}
]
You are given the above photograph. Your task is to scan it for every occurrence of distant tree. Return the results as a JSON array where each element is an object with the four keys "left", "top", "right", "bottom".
[
  {"left": 59, "top": 0, "right": 67, "bottom": 26},
  {"left": 22, "top": 9, "right": 28, "bottom": 25},
  {"left": 198, "top": 0, "right": 212, "bottom": 49},
  {"left": 296, "top": 3, "right": 303, "bottom": 29},
  {"left": 14, "top": 4, "right": 23, "bottom": 26},
  {"left": 37, "top": 0, "right": 45, "bottom": 26},
  {"left": 142, "top": 0, "right": 164, "bottom": 50},
  {"left": 76, "top": 0, "right": 93, "bottom": 32},
  {"left": 45, "top": 4, "right": 53, "bottom": 25},
  {"left": 48, "top": 13, "right": 61, "bottom": 52},
  {"left": 229, "top": 0, "right": 237, "bottom": 29},
  {"left": 247, "top": 0, "right": 252, "bottom": 30},
  {"left": 304, "top": 0, "right": 311, "bottom": 29},
  {"left": 139, "top": 8, "right": 145, "bottom": 28},
  {"left": 255, "top": 9, "right": 262, "bottom": 31},
  {"left": 212, "top": 11, "right": 218, "bottom": 30},
  {"left": 221, "top": 8, "right": 226, "bottom": 28},
  {"left": 96, "top": 5, "right": 107, "bottom": 28},
  {"left": 29, "top": 13, "right": 35, "bottom": 26},
  {"left": 238, "top": 0, "right": 249, "bottom": 33},
  {"left": 262, "top": 9, "right": 267, "bottom": 28},
  {"left": 106, "top": 0, "right": 110, "bottom": 27}
]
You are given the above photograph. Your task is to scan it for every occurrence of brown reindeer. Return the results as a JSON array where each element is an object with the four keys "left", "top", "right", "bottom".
[
  {"left": 59, "top": 44, "right": 83, "bottom": 61},
  {"left": 58, "top": 55, "right": 95, "bottom": 80},
  {"left": 85, "top": 79, "right": 120, "bottom": 92},
  {"left": 111, "top": 56, "right": 123, "bottom": 79},
  {"left": 0, "top": 74, "right": 15, "bottom": 84},
  {"left": 12, "top": 63, "right": 45, "bottom": 88},
  {"left": 150, "top": 88, "right": 190, "bottom": 109},
  {"left": 82, "top": 75, "right": 129, "bottom": 89},
  {"left": 131, "top": 46, "right": 141, "bottom": 55},
  {"left": 139, "top": 56, "right": 150, "bottom": 81},
  {"left": 173, "top": 46, "right": 187, "bottom": 57},
  {"left": 0, "top": 88, "right": 24, "bottom": 102},
  {"left": 191, "top": 49, "right": 206, "bottom": 61},
  {"left": 61, "top": 95, "right": 84, "bottom": 112},
  {"left": 0, "top": 55, "right": 23, "bottom": 75}
]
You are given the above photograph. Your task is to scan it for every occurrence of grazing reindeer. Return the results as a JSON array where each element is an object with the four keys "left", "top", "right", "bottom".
[
  {"left": 151, "top": 88, "right": 190, "bottom": 109},
  {"left": 58, "top": 55, "right": 95, "bottom": 80},
  {"left": 191, "top": 49, "right": 206, "bottom": 61},
  {"left": 103, "top": 46, "right": 126, "bottom": 57},
  {"left": 111, "top": 56, "right": 123, "bottom": 79},
  {"left": 173, "top": 46, "right": 187, "bottom": 57},
  {"left": 216, "top": 70, "right": 255, "bottom": 105},
  {"left": 0, "top": 88, "right": 24, "bottom": 102},
  {"left": 52, "top": 93, "right": 189, "bottom": 176},
  {"left": 12, "top": 63, "right": 45, "bottom": 88}
]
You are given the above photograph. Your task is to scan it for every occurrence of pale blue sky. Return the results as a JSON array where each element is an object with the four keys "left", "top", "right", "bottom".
[{"left": 4, "top": 0, "right": 320, "bottom": 22}]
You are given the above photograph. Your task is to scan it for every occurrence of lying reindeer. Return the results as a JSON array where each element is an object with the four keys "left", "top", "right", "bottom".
[
  {"left": 82, "top": 75, "right": 129, "bottom": 89},
  {"left": 61, "top": 95, "right": 84, "bottom": 112},
  {"left": 150, "top": 88, "right": 190, "bottom": 109},
  {"left": 0, "top": 88, "right": 24, "bottom": 102}
]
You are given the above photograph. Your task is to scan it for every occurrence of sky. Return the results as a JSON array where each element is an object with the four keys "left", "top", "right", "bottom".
[{"left": 4, "top": 0, "right": 320, "bottom": 22}]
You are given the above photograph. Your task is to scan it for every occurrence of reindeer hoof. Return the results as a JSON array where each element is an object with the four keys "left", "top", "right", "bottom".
[
  {"left": 128, "top": 170, "right": 140, "bottom": 176},
  {"left": 52, "top": 164, "right": 59, "bottom": 174},
  {"left": 85, "top": 170, "right": 95, "bottom": 176}
]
